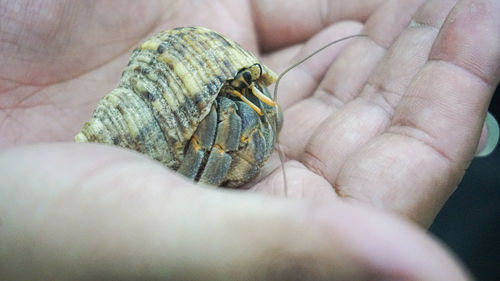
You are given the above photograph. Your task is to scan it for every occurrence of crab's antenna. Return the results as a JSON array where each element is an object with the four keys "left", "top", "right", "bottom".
[{"left": 273, "top": 34, "right": 367, "bottom": 196}]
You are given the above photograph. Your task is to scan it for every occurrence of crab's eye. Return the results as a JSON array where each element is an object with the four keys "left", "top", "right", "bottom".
[{"left": 242, "top": 71, "right": 253, "bottom": 85}]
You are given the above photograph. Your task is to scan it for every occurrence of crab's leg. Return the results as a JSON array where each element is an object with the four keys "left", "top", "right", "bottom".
[
  {"left": 226, "top": 89, "right": 263, "bottom": 116},
  {"left": 199, "top": 97, "right": 242, "bottom": 186},
  {"left": 178, "top": 104, "right": 218, "bottom": 179},
  {"left": 220, "top": 99, "right": 270, "bottom": 187},
  {"left": 250, "top": 84, "right": 276, "bottom": 106}
]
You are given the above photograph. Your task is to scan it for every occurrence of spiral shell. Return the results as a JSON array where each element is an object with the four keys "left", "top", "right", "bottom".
[{"left": 75, "top": 26, "right": 281, "bottom": 187}]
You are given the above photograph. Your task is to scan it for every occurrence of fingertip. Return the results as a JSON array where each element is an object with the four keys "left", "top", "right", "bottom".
[
  {"left": 476, "top": 111, "right": 499, "bottom": 157},
  {"left": 430, "top": 0, "right": 500, "bottom": 86},
  {"left": 308, "top": 203, "right": 473, "bottom": 281},
  {"left": 252, "top": 0, "right": 383, "bottom": 52}
]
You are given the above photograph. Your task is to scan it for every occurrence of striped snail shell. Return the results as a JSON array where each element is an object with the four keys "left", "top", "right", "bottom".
[{"left": 75, "top": 26, "right": 282, "bottom": 187}]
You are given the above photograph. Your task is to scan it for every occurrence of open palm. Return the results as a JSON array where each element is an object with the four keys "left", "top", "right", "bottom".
[{"left": 1, "top": 0, "right": 498, "bottom": 280}]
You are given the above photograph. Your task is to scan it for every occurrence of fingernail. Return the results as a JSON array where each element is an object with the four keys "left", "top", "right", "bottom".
[{"left": 476, "top": 112, "right": 499, "bottom": 157}]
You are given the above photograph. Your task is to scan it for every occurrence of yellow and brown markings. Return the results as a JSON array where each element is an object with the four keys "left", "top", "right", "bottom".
[{"left": 76, "top": 27, "right": 281, "bottom": 187}]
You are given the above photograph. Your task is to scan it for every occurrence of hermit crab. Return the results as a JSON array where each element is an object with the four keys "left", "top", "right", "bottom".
[{"left": 75, "top": 27, "right": 282, "bottom": 187}]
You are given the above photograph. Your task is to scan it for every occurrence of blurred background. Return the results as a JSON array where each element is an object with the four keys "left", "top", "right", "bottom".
[{"left": 430, "top": 85, "right": 500, "bottom": 281}]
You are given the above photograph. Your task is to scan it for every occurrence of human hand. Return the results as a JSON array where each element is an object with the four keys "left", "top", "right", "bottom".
[{"left": 1, "top": 0, "right": 498, "bottom": 280}]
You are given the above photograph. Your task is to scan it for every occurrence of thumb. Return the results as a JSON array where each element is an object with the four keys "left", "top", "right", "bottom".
[{"left": 0, "top": 143, "right": 471, "bottom": 280}]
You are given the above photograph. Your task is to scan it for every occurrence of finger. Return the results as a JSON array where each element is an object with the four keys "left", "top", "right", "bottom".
[
  {"left": 302, "top": 0, "right": 457, "bottom": 178},
  {"left": 251, "top": 0, "right": 385, "bottom": 51},
  {"left": 316, "top": 0, "right": 428, "bottom": 105},
  {"left": 336, "top": 0, "right": 500, "bottom": 226},
  {"left": 0, "top": 144, "right": 470, "bottom": 280},
  {"left": 280, "top": 0, "right": 427, "bottom": 160},
  {"left": 262, "top": 21, "right": 363, "bottom": 109}
]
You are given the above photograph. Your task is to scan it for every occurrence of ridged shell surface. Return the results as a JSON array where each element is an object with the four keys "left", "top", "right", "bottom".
[{"left": 75, "top": 26, "right": 277, "bottom": 176}]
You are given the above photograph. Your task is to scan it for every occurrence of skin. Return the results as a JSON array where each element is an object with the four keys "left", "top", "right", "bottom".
[{"left": 0, "top": 0, "right": 499, "bottom": 280}]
